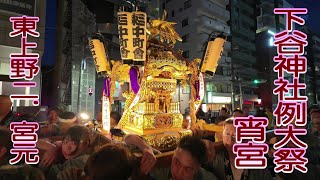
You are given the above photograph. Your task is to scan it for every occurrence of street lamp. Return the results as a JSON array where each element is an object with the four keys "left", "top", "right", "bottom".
[
  {"left": 79, "top": 112, "right": 90, "bottom": 125},
  {"left": 267, "top": 30, "right": 275, "bottom": 36},
  {"left": 80, "top": 112, "right": 89, "bottom": 120}
]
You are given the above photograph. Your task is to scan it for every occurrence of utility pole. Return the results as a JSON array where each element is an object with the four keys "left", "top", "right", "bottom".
[
  {"left": 231, "top": 61, "right": 235, "bottom": 111},
  {"left": 77, "top": 59, "right": 83, "bottom": 113},
  {"left": 231, "top": 45, "right": 239, "bottom": 111},
  {"left": 229, "top": 0, "right": 236, "bottom": 112}
]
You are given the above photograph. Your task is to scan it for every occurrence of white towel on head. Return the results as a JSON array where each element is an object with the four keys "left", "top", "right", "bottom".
[{"left": 59, "top": 116, "right": 77, "bottom": 123}]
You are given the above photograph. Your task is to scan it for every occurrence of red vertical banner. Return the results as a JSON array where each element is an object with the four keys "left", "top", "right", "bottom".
[
  {"left": 9, "top": 15, "right": 40, "bottom": 164},
  {"left": 273, "top": 8, "right": 309, "bottom": 173}
]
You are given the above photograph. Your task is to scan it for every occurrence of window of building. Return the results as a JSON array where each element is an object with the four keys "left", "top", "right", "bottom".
[
  {"left": 184, "top": 0, "right": 192, "bottom": 10},
  {"left": 182, "top": 34, "right": 189, "bottom": 43},
  {"left": 227, "top": 85, "right": 231, "bottom": 93},
  {"left": 241, "top": 21, "right": 248, "bottom": 28},
  {"left": 206, "top": 82, "right": 217, "bottom": 92},
  {"left": 216, "top": 83, "right": 223, "bottom": 93},
  {"left": 279, "top": 0, "right": 284, "bottom": 6},
  {"left": 171, "top": 10, "right": 175, "bottom": 17},
  {"left": 182, "top": 85, "right": 190, "bottom": 93},
  {"left": 241, "top": 10, "right": 251, "bottom": 17},
  {"left": 224, "top": 67, "right": 231, "bottom": 76},
  {"left": 234, "top": 19, "right": 238, "bottom": 26},
  {"left": 140, "top": 6, "right": 147, "bottom": 12},
  {"left": 182, "top": 50, "right": 190, "bottom": 58},
  {"left": 215, "top": 66, "right": 224, "bottom": 75},
  {"left": 182, "top": 18, "right": 189, "bottom": 27},
  {"left": 212, "top": 84, "right": 217, "bottom": 92},
  {"left": 206, "top": 82, "right": 213, "bottom": 92}
]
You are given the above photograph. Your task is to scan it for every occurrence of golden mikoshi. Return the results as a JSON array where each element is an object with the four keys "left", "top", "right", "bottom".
[{"left": 90, "top": 9, "right": 225, "bottom": 151}]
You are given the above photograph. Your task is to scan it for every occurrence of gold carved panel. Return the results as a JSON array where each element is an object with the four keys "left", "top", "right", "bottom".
[
  {"left": 171, "top": 114, "right": 183, "bottom": 128},
  {"left": 143, "top": 115, "right": 156, "bottom": 129},
  {"left": 129, "top": 113, "right": 143, "bottom": 130},
  {"left": 154, "top": 132, "right": 180, "bottom": 151},
  {"left": 146, "top": 78, "right": 176, "bottom": 92},
  {"left": 141, "top": 130, "right": 192, "bottom": 152},
  {"left": 143, "top": 135, "right": 156, "bottom": 148},
  {"left": 154, "top": 114, "right": 172, "bottom": 128}
]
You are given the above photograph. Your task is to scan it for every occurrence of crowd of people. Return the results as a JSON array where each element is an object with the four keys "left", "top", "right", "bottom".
[
  {"left": 0, "top": 94, "right": 320, "bottom": 179},
  {"left": 193, "top": 105, "right": 320, "bottom": 180}
]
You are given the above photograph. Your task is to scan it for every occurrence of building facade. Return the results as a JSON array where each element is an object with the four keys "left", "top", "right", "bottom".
[
  {"left": 313, "top": 35, "right": 320, "bottom": 104},
  {"left": 70, "top": 0, "right": 96, "bottom": 118},
  {"left": 48, "top": 0, "right": 127, "bottom": 119},
  {"left": 228, "top": 0, "right": 258, "bottom": 110},
  {"left": 82, "top": 0, "right": 127, "bottom": 116},
  {"left": 49, "top": 0, "right": 96, "bottom": 118},
  {"left": 162, "top": 0, "right": 232, "bottom": 112},
  {"left": 255, "top": 0, "right": 296, "bottom": 108},
  {"left": 299, "top": 26, "right": 320, "bottom": 105}
]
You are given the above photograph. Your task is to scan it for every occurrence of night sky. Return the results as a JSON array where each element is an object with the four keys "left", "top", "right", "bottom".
[
  {"left": 76, "top": 0, "right": 320, "bottom": 33},
  {"left": 287, "top": 0, "right": 320, "bottom": 34},
  {"left": 41, "top": 0, "right": 320, "bottom": 67}
]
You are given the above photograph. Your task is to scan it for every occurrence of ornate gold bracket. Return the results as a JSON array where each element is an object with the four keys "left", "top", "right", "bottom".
[{"left": 188, "top": 59, "right": 200, "bottom": 126}]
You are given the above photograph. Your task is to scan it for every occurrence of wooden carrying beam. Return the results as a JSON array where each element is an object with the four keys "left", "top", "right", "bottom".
[{"left": 202, "top": 124, "right": 224, "bottom": 132}]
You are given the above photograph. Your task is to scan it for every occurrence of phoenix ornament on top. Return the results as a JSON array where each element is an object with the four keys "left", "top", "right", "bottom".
[{"left": 147, "top": 10, "right": 182, "bottom": 47}]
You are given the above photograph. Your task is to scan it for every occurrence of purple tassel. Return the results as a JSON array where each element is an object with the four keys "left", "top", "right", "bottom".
[
  {"left": 195, "top": 80, "right": 200, "bottom": 100},
  {"left": 129, "top": 66, "right": 140, "bottom": 94},
  {"left": 104, "top": 77, "right": 111, "bottom": 97}
]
